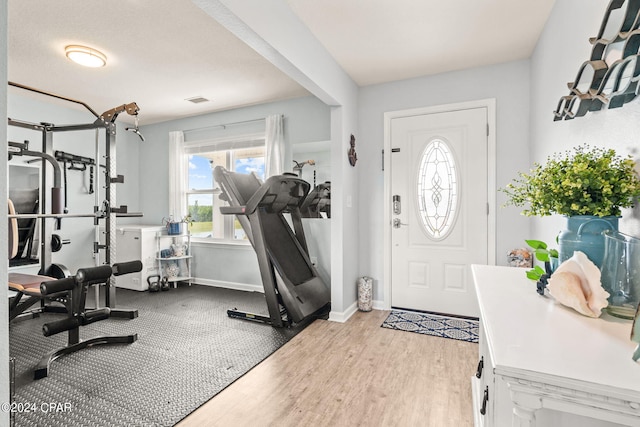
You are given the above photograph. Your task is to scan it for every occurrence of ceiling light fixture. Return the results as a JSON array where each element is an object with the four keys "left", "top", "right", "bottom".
[{"left": 65, "top": 45, "right": 107, "bottom": 68}]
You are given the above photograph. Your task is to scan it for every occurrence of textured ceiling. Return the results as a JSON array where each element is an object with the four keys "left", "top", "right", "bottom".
[
  {"left": 8, "top": 0, "right": 310, "bottom": 124},
  {"left": 287, "top": 0, "right": 556, "bottom": 86},
  {"left": 7, "top": 0, "right": 556, "bottom": 125}
]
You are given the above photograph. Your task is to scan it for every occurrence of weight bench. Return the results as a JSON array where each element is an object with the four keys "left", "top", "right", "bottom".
[
  {"left": 9, "top": 262, "right": 142, "bottom": 380},
  {"left": 8, "top": 272, "right": 58, "bottom": 321},
  {"left": 214, "top": 166, "right": 331, "bottom": 327},
  {"left": 8, "top": 199, "right": 141, "bottom": 379}
]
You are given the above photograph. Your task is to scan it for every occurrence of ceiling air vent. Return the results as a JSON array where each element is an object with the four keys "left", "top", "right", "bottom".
[{"left": 185, "top": 96, "right": 209, "bottom": 104}]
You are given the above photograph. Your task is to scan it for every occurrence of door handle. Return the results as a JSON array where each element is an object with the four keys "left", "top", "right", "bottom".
[
  {"left": 475, "top": 356, "right": 483, "bottom": 379},
  {"left": 393, "top": 218, "right": 408, "bottom": 228},
  {"left": 480, "top": 386, "right": 489, "bottom": 415}
]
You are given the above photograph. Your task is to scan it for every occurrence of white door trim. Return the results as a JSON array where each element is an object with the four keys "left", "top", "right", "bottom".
[{"left": 383, "top": 99, "right": 497, "bottom": 310}]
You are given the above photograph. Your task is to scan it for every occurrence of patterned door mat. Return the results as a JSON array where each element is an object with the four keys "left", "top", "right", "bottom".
[{"left": 381, "top": 310, "right": 479, "bottom": 343}]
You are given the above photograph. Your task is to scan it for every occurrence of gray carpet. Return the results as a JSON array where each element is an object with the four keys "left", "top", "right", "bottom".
[{"left": 9, "top": 284, "right": 305, "bottom": 426}]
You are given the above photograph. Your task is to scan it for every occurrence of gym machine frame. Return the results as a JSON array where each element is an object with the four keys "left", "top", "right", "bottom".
[{"left": 7, "top": 81, "right": 141, "bottom": 317}]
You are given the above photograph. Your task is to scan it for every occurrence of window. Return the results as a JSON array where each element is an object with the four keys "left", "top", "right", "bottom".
[
  {"left": 183, "top": 134, "right": 265, "bottom": 241},
  {"left": 416, "top": 138, "right": 459, "bottom": 240}
]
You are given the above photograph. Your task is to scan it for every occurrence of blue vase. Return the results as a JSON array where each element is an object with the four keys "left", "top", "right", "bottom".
[{"left": 558, "top": 215, "right": 619, "bottom": 268}]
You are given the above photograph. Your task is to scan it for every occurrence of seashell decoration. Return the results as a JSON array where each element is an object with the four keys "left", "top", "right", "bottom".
[{"left": 547, "top": 251, "right": 610, "bottom": 318}]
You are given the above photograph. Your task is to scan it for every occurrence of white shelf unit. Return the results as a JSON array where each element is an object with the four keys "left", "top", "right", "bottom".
[{"left": 156, "top": 230, "right": 193, "bottom": 287}]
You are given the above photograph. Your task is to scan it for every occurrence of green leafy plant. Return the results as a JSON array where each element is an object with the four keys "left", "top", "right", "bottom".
[
  {"left": 526, "top": 239, "right": 558, "bottom": 262},
  {"left": 524, "top": 239, "right": 558, "bottom": 281},
  {"left": 502, "top": 145, "right": 640, "bottom": 217}
]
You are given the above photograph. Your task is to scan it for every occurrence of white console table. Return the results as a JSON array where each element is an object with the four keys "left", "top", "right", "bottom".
[{"left": 471, "top": 264, "right": 640, "bottom": 427}]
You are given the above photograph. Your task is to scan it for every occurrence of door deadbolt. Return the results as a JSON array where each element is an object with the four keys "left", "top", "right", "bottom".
[{"left": 393, "top": 195, "right": 401, "bottom": 214}]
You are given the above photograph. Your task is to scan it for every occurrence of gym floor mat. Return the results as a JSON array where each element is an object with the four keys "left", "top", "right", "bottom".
[{"left": 9, "top": 284, "right": 305, "bottom": 426}]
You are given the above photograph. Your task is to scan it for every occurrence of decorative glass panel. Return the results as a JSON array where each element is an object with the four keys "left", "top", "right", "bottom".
[{"left": 417, "top": 139, "right": 458, "bottom": 239}]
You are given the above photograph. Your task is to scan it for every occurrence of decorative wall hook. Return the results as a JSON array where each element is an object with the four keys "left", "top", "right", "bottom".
[{"left": 348, "top": 134, "right": 358, "bottom": 167}]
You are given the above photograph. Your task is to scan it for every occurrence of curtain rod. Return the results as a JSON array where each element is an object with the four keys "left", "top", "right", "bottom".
[{"left": 182, "top": 117, "right": 271, "bottom": 134}]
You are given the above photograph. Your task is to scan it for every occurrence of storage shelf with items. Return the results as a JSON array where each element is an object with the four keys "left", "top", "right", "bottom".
[{"left": 156, "top": 230, "right": 193, "bottom": 287}]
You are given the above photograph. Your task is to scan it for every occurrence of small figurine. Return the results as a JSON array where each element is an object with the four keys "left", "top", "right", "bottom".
[
  {"left": 348, "top": 134, "right": 358, "bottom": 167},
  {"left": 632, "top": 303, "right": 640, "bottom": 362},
  {"left": 171, "top": 242, "right": 187, "bottom": 257},
  {"left": 507, "top": 248, "right": 533, "bottom": 268}
]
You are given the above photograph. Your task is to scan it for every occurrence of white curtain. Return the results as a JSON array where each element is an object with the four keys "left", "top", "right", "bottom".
[
  {"left": 169, "top": 131, "right": 187, "bottom": 221},
  {"left": 265, "top": 114, "right": 284, "bottom": 177}
]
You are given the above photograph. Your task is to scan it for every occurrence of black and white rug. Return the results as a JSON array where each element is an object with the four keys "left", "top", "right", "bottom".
[
  {"left": 381, "top": 310, "right": 479, "bottom": 343},
  {"left": 9, "top": 284, "right": 305, "bottom": 426}
]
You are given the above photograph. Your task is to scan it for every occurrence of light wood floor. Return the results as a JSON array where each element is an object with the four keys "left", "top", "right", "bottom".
[{"left": 178, "top": 310, "right": 478, "bottom": 427}]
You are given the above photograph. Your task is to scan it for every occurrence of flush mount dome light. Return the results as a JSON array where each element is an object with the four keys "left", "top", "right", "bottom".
[{"left": 65, "top": 45, "right": 107, "bottom": 67}]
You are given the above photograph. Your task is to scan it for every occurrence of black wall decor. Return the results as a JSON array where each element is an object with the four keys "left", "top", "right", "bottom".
[
  {"left": 348, "top": 134, "right": 358, "bottom": 167},
  {"left": 554, "top": 0, "right": 640, "bottom": 121}
]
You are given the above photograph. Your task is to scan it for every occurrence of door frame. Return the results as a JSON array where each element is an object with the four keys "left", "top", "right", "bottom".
[{"left": 383, "top": 99, "right": 497, "bottom": 310}]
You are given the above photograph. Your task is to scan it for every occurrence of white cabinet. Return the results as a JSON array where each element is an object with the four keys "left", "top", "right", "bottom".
[
  {"left": 110, "top": 225, "right": 164, "bottom": 291},
  {"left": 156, "top": 231, "right": 193, "bottom": 286},
  {"left": 471, "top": 264, "right": 640, "bottom": 427}
]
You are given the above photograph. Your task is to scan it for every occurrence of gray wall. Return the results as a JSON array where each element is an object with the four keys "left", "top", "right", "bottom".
[
  {"left": 1, "top": 0, "right": 9, "bottom": 423},
  {"left": 358, "top": 60, "right": 532, "bottom": 302},
  {"left": 134, "top": 95, "right": 331, "bottom": 288},
  {"left": 530, "top": 0, "right": 640, "bottom": 246}
]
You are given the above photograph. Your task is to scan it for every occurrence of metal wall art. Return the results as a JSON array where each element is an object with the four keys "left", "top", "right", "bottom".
[
  {"left": 348, "top": 134, "right": 358, "bottom": 167},
  {"left": 554, "top": 0, "right": 640, "bottom": 121}
]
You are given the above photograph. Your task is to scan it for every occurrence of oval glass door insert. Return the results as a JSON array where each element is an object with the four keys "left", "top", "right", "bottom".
[{"left": 416, "top": 138, "right": 459, "bottom": 239}]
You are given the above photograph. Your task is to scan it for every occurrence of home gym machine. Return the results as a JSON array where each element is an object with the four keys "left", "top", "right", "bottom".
[
  {"left": 213, "top": 166, "right": 331, "bottom": 327},
  {"left": 7, "top": 81, "right": 144, "bottom": 317},
  {"left": 300, "top": 181, "right": 331, "bottom": 218}
]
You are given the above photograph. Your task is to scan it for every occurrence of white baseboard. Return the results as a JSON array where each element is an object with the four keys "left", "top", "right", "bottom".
[
  {"left": 329, "top": 299, "right": 385, "bottom": 323},
  {"left": 329, "top": 301, "right": 357, "bottom": 323},
  {"left": 194, "top": 278, "right": 263, "bottom": 293},
  {"left": 191, "top": 282, "right": 384, "bottom": 322}
]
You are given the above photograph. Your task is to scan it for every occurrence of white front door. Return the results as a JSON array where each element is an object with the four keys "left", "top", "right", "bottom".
[{"left": 390, "top": 107, "right": 488, "bottom": 317}]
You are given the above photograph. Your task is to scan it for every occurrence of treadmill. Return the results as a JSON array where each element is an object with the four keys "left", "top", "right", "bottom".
[{"left": 214, "top": 166, "right": 330, "bottom": 327}]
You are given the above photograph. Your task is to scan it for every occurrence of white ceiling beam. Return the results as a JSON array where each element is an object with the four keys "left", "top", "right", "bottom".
[{"left": 192, "top": 0, "right": 358, "bottom": 106}]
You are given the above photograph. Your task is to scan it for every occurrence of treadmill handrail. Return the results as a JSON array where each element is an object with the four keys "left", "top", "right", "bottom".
[
  {"left": 242, "top": 174, "right": 310, "bottom": 215},
  {"left": 220, "top": 206, "right": 246, "bottom": 215}
]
